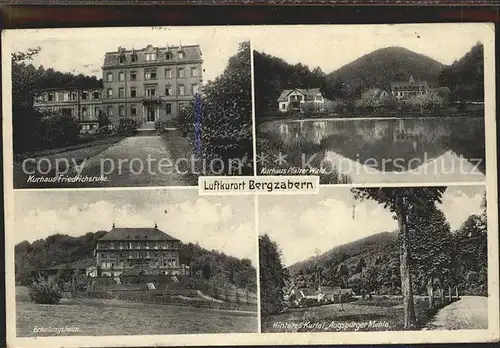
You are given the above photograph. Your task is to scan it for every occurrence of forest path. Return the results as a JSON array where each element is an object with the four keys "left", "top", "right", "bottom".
[{"left": 425, "top": 296, "right": 488, "bottom": 330}]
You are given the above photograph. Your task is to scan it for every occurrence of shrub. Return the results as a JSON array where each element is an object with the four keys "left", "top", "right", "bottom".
[
  {"left": 154, "top": 120, "right": 168, "bottom": 133},
  {"left": 116, "top": 118, "right": 138, "bottom": 135},
  {"left": 29, "top": 279, "right": 62, "bottom": 304}
]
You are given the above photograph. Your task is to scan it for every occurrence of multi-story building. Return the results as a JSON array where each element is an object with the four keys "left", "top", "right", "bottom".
[
  {"left": 390, "top": 75, "right": 429, "bottom": 102},
  {"left": 33, "top": 43, "right": 203, "bottom": 131},
  {"left": 33, "top": 87, "right": 104, "bottom": 133},
  {"left": 102, "top": 44, "right": 203, "bottom": 127},
  {"left": 94, "top": 224, "right": 185, "bottom": 277}
]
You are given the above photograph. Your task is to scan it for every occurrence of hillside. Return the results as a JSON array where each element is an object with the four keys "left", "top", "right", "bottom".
[
  {"left": 325, "top": 46, "right": 445, "bottom": 93},
  {"left": 14, "top": 231, "right": 256, "bottom": 292}
]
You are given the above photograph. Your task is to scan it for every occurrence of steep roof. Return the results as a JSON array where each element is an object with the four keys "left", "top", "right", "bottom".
[
  {"left": 103, "top": 44, "right": 202, "bottom": 67},
  {"left": 99, "top": 227, "right": 180, "bottom": 241},
  {"left": 277, "top": 88, "right": 322, "bottom": 102}
]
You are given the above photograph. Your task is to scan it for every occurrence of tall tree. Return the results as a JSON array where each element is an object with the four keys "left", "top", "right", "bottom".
[
  {"left": 351, "top": 187, "right": 447, "bottom": 328},
  {"left": 259, "top": 234, "right": 289, "bottom": 315}
]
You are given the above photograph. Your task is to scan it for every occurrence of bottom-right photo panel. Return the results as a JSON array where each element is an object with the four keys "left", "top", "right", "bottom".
[{"left": 259, "top": 185, "right": 489, "bottom": 333}]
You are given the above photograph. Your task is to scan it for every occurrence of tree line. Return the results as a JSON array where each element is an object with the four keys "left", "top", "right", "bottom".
[
  {"left": 15, "top": 231, "right": 257, "bottom": 293},
  {"left": 260, "top": 188, "right": 487, "bottom": 329}
]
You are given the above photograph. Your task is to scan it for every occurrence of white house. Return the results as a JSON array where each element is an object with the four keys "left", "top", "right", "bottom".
[{"left": 277, "top": 88, "right": 325, "bottom": 112}]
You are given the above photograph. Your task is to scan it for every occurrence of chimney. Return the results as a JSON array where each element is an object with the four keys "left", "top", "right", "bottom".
[
  {"left": 117, "top": 46, "right": 122, "bottom": 52},
  {"left": 154, "top": 223, "right": 158, "bottom": 229},
  {"left": 112, "top": 223, "right": 115, "bottom": 229}
]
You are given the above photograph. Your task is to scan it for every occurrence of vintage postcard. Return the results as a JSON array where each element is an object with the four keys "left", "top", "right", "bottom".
[
  {"left": 2, "top": 23, "right": 499, "bottom": 348},
  {"left": 5, "top": 27, "right": 253, "bottom": 189}
]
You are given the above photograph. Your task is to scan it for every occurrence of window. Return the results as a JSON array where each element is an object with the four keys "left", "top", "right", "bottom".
[
  {"left": 82, "top": 107, "right": 88, "bottom": 117},
  {"left": 192, "top": 84, "right": 199, "bottom": 95},
  {"left": 191, "top": 67, "right": 198, "bottom": 77},
  {"left": 107, "top": 106, "right": 114, "bottom": 117},
  {"left": 166, "top": 103, "right": 172, "bottom": 114},
  {"left": 62, "top": 108, "right": 72, "bottom": 117},
  {"left": 130, "top": 71, "right": 137, "bottom": 81},
  {"left": 119, "top": 72, "right": 125, "bottom": 81},
  {"left": 131, "top": 104, "right": 137, "bottom": 116},
  {"left": 178, "top": 68, "right": 185, "bottom": 78},
  {"left": 119, "top": 87, "right": 125, "bottom": 98},
  {"left": 107, "top": 72, "right": 113, "bottom": 82},
  {"left": 145, "top": 69, "right": 157, "bottom": 80},
  {"left": 82, "top": 91, "right": 88, "bottom": 100},
  {"left": 315, "top": 95, "right": 322, "bottom": 101},
  {"left": 178, "top": 51, "right": 184, "bottom": 59},
  {"left": 95, "top": 107, "right": 100, "bottom": 117},
  {"left": 165, "top": 85, "right": 172, "bottom": 96},
  {"left": 119, "top": 55, "right": 126, "bottom": 64},
  {"left": 93, "top": 90, "right": 100, "bottom": 99},
  {"left": 70, "top": 92, "right": 77, "bottom": 101},
  {"left": 178, "top": 85, "right": 185, "bottom": 96},
  {"left": 119, "top": 105, "right": 125, "bottom": 117},
  {"left": 144, "top": 53, "right": 156, "bottom": 61},
  {"left": 107, "top": 88, "right": 113, "bottom": 98},
  {"left": 48, "top": 93, "right": 54, "bottom": 102},
  {"left": 102, "top": 253, "right": 107, "bottom": 258},
  {"left": 165, "top": 69, "right": 172, "bottom": 78},
  {"left": 281, "top": 104, "right": 286, "bottom": 109},
  {"left": 165, "top": 51, "right": 172, "bottom": 60},
  {"left": 145, "top": 87, "right": 156, "bottom": 97},
  {"left": 130, "top": 87, "right": 137, "bottom": 97},
  {"left": 131, "top": 54, "right": 137, "bottom": 63},
  {"left": 63, "top": 93, "right": 69, "bottom": 101}
]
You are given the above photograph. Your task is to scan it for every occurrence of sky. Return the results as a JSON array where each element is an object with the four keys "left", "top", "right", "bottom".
[
  {"left": 6, "top": 26, "right": 250, "bottom": 82},
  {"left": 252, "top": 23, "right": 493, "bottom": 73},
  {"left": 13, "top": 188, "right": 257, "bottom": 266},
  {"left": 259, "top": 185, "right": 486, "bottom": 266}
]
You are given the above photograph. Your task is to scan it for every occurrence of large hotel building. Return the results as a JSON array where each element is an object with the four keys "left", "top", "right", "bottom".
[{"left": 33, "top": 43, "right": 203, "bottom": 132}]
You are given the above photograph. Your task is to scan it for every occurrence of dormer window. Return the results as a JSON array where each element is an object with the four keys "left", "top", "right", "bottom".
[
  {"left": 119, "top": 55, "right": 126, "bottom": 64},
  {"left": 165, "top": 51, "right": 172, "bottom": 60},
  {"left": 131, "top": 54, "right": 137, "bottom": 63},
  {"left": 145, "top": 53, "right": 156, "bottom": 62},
  {"left": 178, "top": 51, "right": 184, "bottom": 59}
]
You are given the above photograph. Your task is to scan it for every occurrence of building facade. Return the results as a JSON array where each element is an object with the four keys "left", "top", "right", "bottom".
[
  {"left": 33, "top": 87, "right": 103, "bottom": 133},
  {"left": 390, "top": 75, "right": 429, "bottom": 102},
  {"left": 102, "top": 44, "right": 203, "bottom": 127},
  {"left": 94, "top": 224, "right": 184, "bottom": 278},
  {"left": 277, "top": 88, "right": 325, "bottom": 112},
  {"left": 33, "top": 43, "right": 203, "bottom": 131}
]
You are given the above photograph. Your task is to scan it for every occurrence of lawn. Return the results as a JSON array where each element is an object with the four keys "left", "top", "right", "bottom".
[
  {"left": 17, "top": 297, "right": 258, "bottom": 336},
  {"left": 261, "top": 296, "right": 436, "bottom": 332}
]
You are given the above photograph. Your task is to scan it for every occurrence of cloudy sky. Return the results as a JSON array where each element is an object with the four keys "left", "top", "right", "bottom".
[
  {"left": 13, "top": 188, "right": 257, "bottom": 265},
  {"left": 252, "top": 23, "right": 492, "bottom": 73},
  {"left": 259, "top": 185, "right": 486, "bottom": 266},
  {"left": 6, "top": 26, "right": 250, "bottom": 82}
]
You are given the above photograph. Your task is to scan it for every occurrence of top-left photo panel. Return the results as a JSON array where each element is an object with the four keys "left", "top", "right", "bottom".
[{"left": 3, "top": 27, "right": 254, "bottom": 189}]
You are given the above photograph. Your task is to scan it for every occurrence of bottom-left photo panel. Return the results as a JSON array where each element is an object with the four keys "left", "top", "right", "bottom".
[{"left": 11, "top": 188, "right": 258, "bottom": 337}]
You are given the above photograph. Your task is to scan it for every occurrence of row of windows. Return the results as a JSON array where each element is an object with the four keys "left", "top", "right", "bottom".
[
  {"left": 40, "top": 90, "right": 101, "bottom": 102},
  {"left": 116, "top": 50, "right": 186, "bottom": 65},
  {"left": 101, "top": 251, "right": 178, "bottom": 258},
  {"left": 108, "top": 103, "right": 185, "bottom": 117},
  {"left": 393, "top": 91, "right": 428, "bottom": 97},
  {"left": 101, "top": 259, "right": 178, "bottom": 268},
  {"left": 106, "top": 67, "right": 199, "bottom": 82},
  {"left": 105, "top": 84, "right": 199, "bottom": 98}
]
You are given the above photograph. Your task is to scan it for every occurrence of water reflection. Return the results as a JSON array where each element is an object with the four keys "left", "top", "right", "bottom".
[{"left": 260, "top": 117, "right": 485, "bottom": 183}]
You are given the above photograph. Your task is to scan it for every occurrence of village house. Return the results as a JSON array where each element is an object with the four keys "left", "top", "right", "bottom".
[
  {"left": 33, "top": 43, "right": 203, "bottom": 131},
  {"left": 94, "top": 224, "right": 188, "bottom": 280},
  {"left": 390, "top": 75, "right": 430, "bottom": 102},
  {"left": 277, "top": 88, "right": 326, "bottom": 113}
]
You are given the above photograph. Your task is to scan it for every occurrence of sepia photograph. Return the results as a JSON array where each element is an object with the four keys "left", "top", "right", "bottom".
[
  {"left": 259, "top": 185, "right": 490, "bottom": 332},
  {"left": 12, "top": 189, "right": 258, "bottom": 336},
  {"left": 6, "top": 27, "right": 253, "bottom": 189},
  {"left": 254, "top": 24, "right": 490, "bottom": 184}
]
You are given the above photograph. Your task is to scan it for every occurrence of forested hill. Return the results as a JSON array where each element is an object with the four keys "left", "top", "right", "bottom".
[
  {"left": 14, "top": 232, "right": 256, "bottom": 292},
  {"left": 325, "top": 46, "right": 444, "bottom": 93},
  {"left": 287, "top": 231, "right": 398, "bottom": 277}
]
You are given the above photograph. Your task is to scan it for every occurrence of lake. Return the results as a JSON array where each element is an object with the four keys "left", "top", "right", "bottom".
[{"left": 259, "top": 117, "right": 485, "bottom": 183}]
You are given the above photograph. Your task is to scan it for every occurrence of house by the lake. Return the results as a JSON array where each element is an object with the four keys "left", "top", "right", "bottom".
[
  {"left": 277, "top": 88, "right": 325, "bottom": 113},
  {"left": 390, "top": 75, "right": 430, "bottom": 102}
]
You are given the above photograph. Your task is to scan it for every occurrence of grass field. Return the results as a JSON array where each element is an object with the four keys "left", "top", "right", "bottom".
[
  {"left": 262, "top": 296, "right": 436, "bottom": 332},
  {"left": 16, "top": 287, "right": 257, "bottom": 336}
]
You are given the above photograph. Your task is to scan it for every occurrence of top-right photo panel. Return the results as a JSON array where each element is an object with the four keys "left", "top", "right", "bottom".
[{"left": 254, "top": 24, "right": 494, "bottom": 184}]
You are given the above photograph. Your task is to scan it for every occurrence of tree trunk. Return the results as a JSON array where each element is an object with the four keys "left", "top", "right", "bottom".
[
  {"left": 427, "top": 277, "right": 434, "bottom": 309},
  {"left": 397, "top": 199, "right": 417, "bottom": 329},
  {"left": 448, "top": 286, "right": 452, "bottom": 303},
  {"left": 455, "top": 287, "right": 459, "bottom": 299},
  {"left": 439, "top": 277, "right": 445, "bottom": 305}
]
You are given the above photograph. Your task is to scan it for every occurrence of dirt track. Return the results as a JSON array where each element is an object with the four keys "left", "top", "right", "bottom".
[{"left": 425, "top": 296, "right": 488, "bottom": 330}]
